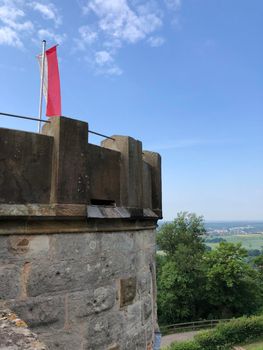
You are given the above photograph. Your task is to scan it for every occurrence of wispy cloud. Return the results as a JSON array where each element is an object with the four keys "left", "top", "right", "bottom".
[
  {"left": 0, "top": 0, "right": 182, "bottom": 74},
  {"left": 29, "top": 1, "right": 62, "bottom": 27},
  {"left": 0, "top": 25, "right": 22, "bottom": 47},
  {"left": 148, "top": 35, "right": 165, "bottom": 47},
  {"left": 0, "top": 0, "right": 64, "bottom": 48},
  {"left": 37, "top": 28, "right": 66, "bottom": 44},
  {"left": 76, "top": 0, "right": 181, "bottom": 75},
  {"left": 164, "top": 0, "right": 181, "bottom": 10}
]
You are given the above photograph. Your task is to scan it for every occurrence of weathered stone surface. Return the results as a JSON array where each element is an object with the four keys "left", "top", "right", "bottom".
[
  {"left": 0, "top": 128, "right": 53, "bottom": 205},
  {"left": 42, "top": 116, "right": 89, "bottom": 204},
  {"left": 27, "top": 259, "right": 99, "bottom": 297},
  {"left": 84, "top": 313, "right": 123, "bottom": 349},
  {"left": 102, "top": 136, "right": 143, "bottom": 208},
  {"left": 143, "top": 151, "right": 162, "bottom": 218},
  {"left": 125, "top": 302, "right": 142, "bottom": 330},
  {"left": 124, "top": 329, "right": 147, "bottom": 350},
  {"left": 143, "top": 161, "right": 152, "bottom": 209},
  {"left": 52, "top": 233, "right": 101, "bottom": 262},
  {"left": 0, "top": 227, "right": 157, "bottom": 349},
  {"left": 68, "top": 286, "right": 116, "bottom": 321},
  {"left": 108, "top": 344, "right": 120, "bottom": 350},
  {"left": 142, "top": 295, "right": 153, "bottom": 324},
  {"left": 137, "top": 271, "right": 152, "bottom": 296},
  {"left": 0, "top": 265, "right": 20, "bottom": 300},
  {"left": 39, "top": 330, "right": 82, "bottom": 350},
  {"left": 8, "top": 295, "right": 64, "bottom": 331},
  {"left": 87, "top": 144, "right": 121, "bottom": 205},
  {"left": 119, "top": 277, "right": 137, "bottom": 308},
  {"left": 0, "top": 308, "right": 48, "bottom": 350},
  {"left": 0, "top": 204, "right": 86, "bottom": 218},
  {"left": 0, "top": 116, "right": 161, "bottom": 349}
]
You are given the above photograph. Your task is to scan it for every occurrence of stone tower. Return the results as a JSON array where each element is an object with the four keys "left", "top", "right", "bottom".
[{"left": 0, "top": 116, "right": 162, "bottom": 350}]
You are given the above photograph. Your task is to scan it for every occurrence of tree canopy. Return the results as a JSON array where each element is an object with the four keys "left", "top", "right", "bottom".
[{"left": 156, "top": 213, "right": 263, "bottom": 325}]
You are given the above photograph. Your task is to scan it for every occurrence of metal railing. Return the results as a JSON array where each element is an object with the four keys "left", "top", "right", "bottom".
[
  {"left": 0, "top": 112, "right": 115, "bottom": 140},
  {"left": 160, "top": 318, "right": 232, "bottom": 335}
]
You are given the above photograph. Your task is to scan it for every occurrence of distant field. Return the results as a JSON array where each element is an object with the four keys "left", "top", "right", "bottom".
[{"left": 206, "top": 234, "right": 263, "bottom": 250}]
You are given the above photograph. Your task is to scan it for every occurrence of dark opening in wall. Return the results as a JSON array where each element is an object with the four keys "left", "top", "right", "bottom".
[{"left": 90, "top": 199, "right": 116, "bottom": 207}]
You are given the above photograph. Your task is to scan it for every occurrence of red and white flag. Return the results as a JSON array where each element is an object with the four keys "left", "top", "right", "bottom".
[{"left": 38, "top": 45, "right": 61, "bottom": 117}]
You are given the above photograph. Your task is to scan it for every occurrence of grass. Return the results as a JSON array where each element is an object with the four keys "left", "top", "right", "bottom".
[
  {"left": 243, "top": 339, "right": 263, "bottom": 349},
  {"left": 206, "top": 233, "right": 263, "bottom": 250}
]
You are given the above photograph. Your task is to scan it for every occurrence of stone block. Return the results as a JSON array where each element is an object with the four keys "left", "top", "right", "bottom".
[
  {"left": 84, "top": 313, "right": 123, "bottom": 349},
  {"left": 7, "top": 235, "right": 50, "bottom": 260},
  {"left": 0, "top": 128, "right": 53, "bottom": 204},
  {"left": 0, "top": 236, "right": 9, "bottom": 263},
  {"left": 100, "top": 249, "right": 136, "bottom": 281},
  {"left": 68, "top": 286, "right": 116, "bottom": 321},
  {"left": 27, "top": 259, "right": 100, "bottom": 297},
  {"left": 39, "top": 330, "right": 83, "bottom": 350},
  {"left": 87, "top": 144, "right": 121, "bottom": 205},
  {"left": 124, "top": 329, "right": 146, "bottom": 350},
  {"left": 143, "top": 151, "right": 162, "bottom": 218},
  {"left": 101, "top": 232, "right": 134, "bottom": 255},
  {"left": 0, "top": 265, "right": 21, "bottom": 300},
  {"left": 143, "top": 160, "right": 152, "bottom": 208},
  {"left": 8, "top": 295, "right": 64, "bottom": 331},
  {"left": 102, "top": 136, "right": 143, "bottom": 208},
  {"left": 119, "top": 277, "right": 137, "bottom": 308},
  {"left": 52, "top": 233, "right": 101, "bottom": 262},
  {"left": 142, "top": 295, "right": 153, "bottom": 324},
  {"left": 42, "top": 116, "right": 89, "bottom": 204},
  {"left": 145, "top": 320, "right": 154, "bottom": 343},
  {"left": 137, "top": 271, "right": 152, "bottom": 296},
  {"left": 125, "top": 302, "right": 142, "bottom": 330}
]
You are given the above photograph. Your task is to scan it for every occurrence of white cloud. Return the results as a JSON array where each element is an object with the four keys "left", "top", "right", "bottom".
[
  {"left": 93, "top": 50, "right": 122, "bottom": 75},
  {"left": 95, "top": 50, "right": 113, "bottom": 65},
  {"left": 86, "top": 0, "right": 162, "bottom": 43},
  {"left": 29, "top": 2, "right": 62, "bottom": 26},
  {"left": 164, "top": 0, "right": 181, "bottom": 10},
  {"left": 37, "top": 28, "right": 66, "bottom": 44},
  {"left": 0, "top": 0, "right": 65, "bottom": 48},
  {"left": 79, "top": 25, "right": 97, "bottom": 44},
  {"left": 0, "top": 25, "right": 22, "bottom": 47},
  {"left": 148, "top": 35, "right": 165, "bottom": 47},
  {"left": 77, "top": 0, "right": 168, "bottom": 74},
  {"left": 0, "top": 3, "right": 33, "bottom": 31}
]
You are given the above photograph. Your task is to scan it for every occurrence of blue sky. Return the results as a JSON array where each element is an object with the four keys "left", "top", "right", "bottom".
[{"left": 0, "top": 0, "right": 262, "bottom": 221}]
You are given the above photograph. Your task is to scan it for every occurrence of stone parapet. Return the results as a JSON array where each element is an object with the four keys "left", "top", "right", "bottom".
[{"left": 0, "top": 116, "right": 162, "bottom": 219}]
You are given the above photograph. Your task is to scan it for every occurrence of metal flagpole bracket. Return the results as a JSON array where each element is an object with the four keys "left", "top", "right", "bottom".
[{"left": 38, "top": 40, "right": 46, "bottom": 133}]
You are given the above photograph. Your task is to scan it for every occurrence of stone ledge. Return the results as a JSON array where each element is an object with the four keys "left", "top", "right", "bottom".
[
  {"left": 0, "top": 204, "right": 86, "bottom": 218},
  {"left": 0, "top": 204, "right": 158, "bottom": 220},
  {"left": 0, "top": 218, "right": 157, "bottom": 235}
]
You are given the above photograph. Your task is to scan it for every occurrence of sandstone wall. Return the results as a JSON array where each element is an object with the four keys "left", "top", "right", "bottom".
[
  {"left": 0, "top": 116, "right": 162, "bottom": 350},
  {"left": 0, "top": 226, "right": 157, "bottom": 350}
]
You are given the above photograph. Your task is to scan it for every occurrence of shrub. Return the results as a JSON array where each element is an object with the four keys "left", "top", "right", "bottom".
[
  {"left": 168, "top": 315, "right": 263, "bottom": 350},
  {"left": 168, "top": 340, "right": 201, "bottom": 350}
]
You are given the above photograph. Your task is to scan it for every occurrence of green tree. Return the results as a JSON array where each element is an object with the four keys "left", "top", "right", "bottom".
[
  {"left": 203, "top": 242, "right": 262, "bottom": 318},
  {"left": 157, "top": 212, "right": 206, "bottom": 324}
]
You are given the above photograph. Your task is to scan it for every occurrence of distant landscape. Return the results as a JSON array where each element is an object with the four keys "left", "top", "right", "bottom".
[
  {"left": 205, "top": 221, "right": 263, "bottom": 251},
  {"left": 158, "top": 220, "right": 263, "bottom": 252}
]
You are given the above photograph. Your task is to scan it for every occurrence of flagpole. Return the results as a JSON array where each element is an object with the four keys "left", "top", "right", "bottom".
[{"left": 38, "top": 40, "right": 46, "bottom": 133}]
